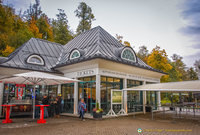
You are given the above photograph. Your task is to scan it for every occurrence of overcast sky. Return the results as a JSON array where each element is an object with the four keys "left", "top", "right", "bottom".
[{"left": 3, "top": 0, "right": 200, "bottom": 67}]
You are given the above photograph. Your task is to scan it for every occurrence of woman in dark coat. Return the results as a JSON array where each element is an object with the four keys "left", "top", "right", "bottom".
[{"left": 55, "top": 97, "right": 60, "bottom": 118}]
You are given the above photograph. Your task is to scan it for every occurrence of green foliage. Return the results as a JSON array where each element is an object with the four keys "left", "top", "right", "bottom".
[
  {"left": 75, "top": 2, "right": 95, "bottom": 34},
  {"left": 52, "top": 9, "right": 73, "bottom": 45}
]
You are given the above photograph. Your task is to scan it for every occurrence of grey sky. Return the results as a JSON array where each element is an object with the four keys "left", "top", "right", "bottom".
[{"left": 3, "top": 0, "right": 199, "bottom": 67}]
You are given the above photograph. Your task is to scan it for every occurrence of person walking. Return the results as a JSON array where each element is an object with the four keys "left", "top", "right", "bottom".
[
  {"left": 49, "top": 96, "right": 55, "bottom": 117},
  {"left": 78, "top": 99, "right": 86, "bottom": 121}
]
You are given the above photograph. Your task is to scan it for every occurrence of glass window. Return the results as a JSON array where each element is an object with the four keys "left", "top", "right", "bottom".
[
  {"left": 121, "top": 48, "right": 136, "bottom": 62},
  {"left": 27, "top": 55, "right": 44, "bottom": 65},
  {"left": 100, "top": 76, "right": 123, "bottom": 114},
  {"left": 70, "top": 50, "right": 80, "bottom": 60}
]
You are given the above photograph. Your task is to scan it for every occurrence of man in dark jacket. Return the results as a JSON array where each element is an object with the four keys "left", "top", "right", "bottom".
[{"left": 42, "top": 95, "right": 49, "bottom": 118}]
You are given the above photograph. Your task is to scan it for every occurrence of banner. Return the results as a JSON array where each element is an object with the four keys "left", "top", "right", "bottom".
[{"left": 112, "top": 90, "right": 122, "bottom": 104}]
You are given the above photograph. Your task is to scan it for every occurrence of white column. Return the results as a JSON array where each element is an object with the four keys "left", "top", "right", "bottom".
[
  {"left": 74, "top": 81, "right": 78, "bottom": 114},
  {"left": 157, "top": 91, "right": 161, "bottom": 110},
  {"left": 123, "top": 78, "right": 127, "bottom": 113},
  {"left": 57, "top": 84, "right": 61, "bottom": 95},
  {"left": 0, "top": 82, "right": 4, "bottom": 116},
  {"left": 96, "top": 74, "right": 101, "bottom": 108},
  {"left": 143, "top": 81, "right": 146, "bottom": 114}
]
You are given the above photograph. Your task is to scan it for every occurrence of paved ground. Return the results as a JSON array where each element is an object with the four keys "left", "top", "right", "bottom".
[{"left": 0, "top": 113, "right": 200, "bottom": 135}]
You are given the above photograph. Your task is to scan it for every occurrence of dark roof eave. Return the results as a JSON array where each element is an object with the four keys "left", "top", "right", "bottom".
[
  {"left": 53, "top": 56, "right": 167, "bottom": 75},
  {"left": 0, "top": 64, "right": 63, "bottom": 75}
]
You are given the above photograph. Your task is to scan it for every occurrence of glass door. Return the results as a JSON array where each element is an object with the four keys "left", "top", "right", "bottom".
[
  {"left": 78, "top": 81, "right": 96, "bottom": 114},
  {"left": 62, "top": 83, "right": 74, "bottom": 113}
]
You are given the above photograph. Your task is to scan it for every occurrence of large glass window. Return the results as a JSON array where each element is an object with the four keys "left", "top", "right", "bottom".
[
  {"left": 78, "top": 76, "right": 96, "bottom": 114},
  {"left": 100, "top": 76, "right": 123, "bottom": 114},
  {"left": 146, "top": 91, "right": 157, "bottom": 110},
  {"left": 127, "top": 79, "right": 143, "bottom": 113},
  {"left": 61, "top": 83, "right": 74, "bottom": 113}
]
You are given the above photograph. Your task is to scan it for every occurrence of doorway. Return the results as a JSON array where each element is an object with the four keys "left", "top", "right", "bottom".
[{"left": 78, "top": 81, "right": 96, "bottom": 114}]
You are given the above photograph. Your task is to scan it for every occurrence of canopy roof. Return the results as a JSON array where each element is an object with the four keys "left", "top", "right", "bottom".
[
  {"left": 124, "top": 80, "right": 200, "bottom": 92},
  {"left": 0, "top": 71, "right": 79, "bottom": 85}
]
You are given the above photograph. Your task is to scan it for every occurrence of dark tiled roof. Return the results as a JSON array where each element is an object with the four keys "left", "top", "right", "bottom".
[
  {"left": 55, "top": 26, "right": 165, "bottom": 74},
  {"left": 0, "top": 38, "right": 63, "bottom": 73},
  {"left": 0, "top": 26, "right": 165, "bottom": 74}
]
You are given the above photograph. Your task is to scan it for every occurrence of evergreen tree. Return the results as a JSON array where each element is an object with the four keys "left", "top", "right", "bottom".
[
  {"left": 52, "top": 9, "right": 73, "bottom": 45},
  {"left": 75, "top": 2, "right": 95, "bottom": 34}
]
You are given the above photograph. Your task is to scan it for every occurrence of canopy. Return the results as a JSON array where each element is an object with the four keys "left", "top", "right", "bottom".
[
  {"left": 123, "top": 80, "right": 200, "bottom": 92},
  {"left": 0, "top": 71, "right": 80, "bottom": 119},
  {"left": 0, "top": 71, "right": 79, "bottom": 85}
]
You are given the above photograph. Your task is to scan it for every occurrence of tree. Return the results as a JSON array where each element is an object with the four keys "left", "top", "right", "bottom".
[
  {"left": 52, "top": 9, "right": 73, "bottom": 44},
  {"left": 137, "top": 45, "right": 149, "bottom": 63},
  {"left": 37, "top": 14, "right": 53, "bottom": 41},
  {"left": 123, "top": 41, "right": 131, "bottom": 47},
  {"left": 2, "top": 45, "right": 15, "bottom": 56},
  {"left": 170, "top": 54, "right": 187, "bottom": 81},
  {"left": 116, "top": 34, "right": 123, "bottom": 43},
  {"left": 147, "top": 46, "right": 172, "bottom": 82},
  {"left": 24, "top": 0, "right": 42, "bottom": 22},
  {"left": 0, "top": 2, "right": 33, "bottom": 56},
  {"left": 186, "top": 67, "right": 198, "bottom": 80},
  {"left": 75, "top": 2, "right": 95, "bottom": 34}
]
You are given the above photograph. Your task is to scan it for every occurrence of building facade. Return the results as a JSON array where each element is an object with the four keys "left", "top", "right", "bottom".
[{"left": 0, "top": 26, "right": 165, "bottom": 116}]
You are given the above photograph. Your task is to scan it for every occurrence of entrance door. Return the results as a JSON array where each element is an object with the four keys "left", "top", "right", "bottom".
[
  {"left": 78, "top": 81, "right": 96, "bottom": 114},
  {"left": 62, "top": 83, "right": 74, "bottom": 113}
]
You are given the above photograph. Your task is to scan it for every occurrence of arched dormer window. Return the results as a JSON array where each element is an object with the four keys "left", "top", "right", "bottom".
[
  {"left": 121, "top": 47, "right": 136, "bottom": 62},
  {"left": 69, "top": 49, "right": 80, "bottom": 60},
  {"left": 27, "top": 55, "right": 44, "bottom": 65}
]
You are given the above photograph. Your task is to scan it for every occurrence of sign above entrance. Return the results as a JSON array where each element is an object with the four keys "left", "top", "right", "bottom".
[{"left": 77, "top": 70, "right": 95, "bottom": 77}]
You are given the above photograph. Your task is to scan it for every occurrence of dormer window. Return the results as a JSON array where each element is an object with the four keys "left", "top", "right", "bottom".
[
  {"left": 121, "top": 47, "right": 136, "bottom": 62},
  {"left": 70, "top": 49, "right": 80, "bottom": 60},
  {"left": 27, "top": 55, "right": 44, "bottom": 65}
]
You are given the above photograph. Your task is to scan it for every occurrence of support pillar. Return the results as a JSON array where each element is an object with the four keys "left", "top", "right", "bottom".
[
  {"left": 57, "top": 84, "right": 61, "bottom": 95},
  {"left": 74, "top": 81, "right": 78, "bottom": 114},
  {"left": 157, "top": 91, "right": 161, "bottom": 110},
  {"left": 143, "top": 81, "right": 146, "bottom": 114},
  {"left": 0, "top": 82, "right": 3, "bottom": 117},
  {"left": 96, "top": 74, "right": 101, "bottom": 108},
  {"left": 123, "top": 78, "right": 127, "bottom": 113}
]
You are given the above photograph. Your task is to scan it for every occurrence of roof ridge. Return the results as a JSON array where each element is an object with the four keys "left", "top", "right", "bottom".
[{"left": 34, "top": 38, "right": 63, "bottom": 46}]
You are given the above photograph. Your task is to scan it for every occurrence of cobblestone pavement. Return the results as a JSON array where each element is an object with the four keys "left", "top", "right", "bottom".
[{"left": 0, "top": 113, "right": 200, "bottom": 135}]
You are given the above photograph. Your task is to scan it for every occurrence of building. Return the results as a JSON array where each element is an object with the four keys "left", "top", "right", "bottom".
[{"left": 0, "top": 26, "right": 165, "bottom": 116}]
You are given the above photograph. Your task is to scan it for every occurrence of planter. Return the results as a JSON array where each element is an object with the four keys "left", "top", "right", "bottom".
[{"left": 93, "top": 112, "right": 102, "bottom": 119}]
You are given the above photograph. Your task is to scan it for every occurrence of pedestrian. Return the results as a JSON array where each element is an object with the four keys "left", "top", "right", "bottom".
[
  {"left": 78, "top": 98, "right": 86, "bottom": 121},
  {"left": 60, "top": 97, "right": 64, "bottom": 113},
  {"left": 42, "top": 95, "right": 49, "bottom": 118},
  {"left": 49, "top": 96, "right": 55, "bottom": 117},
  {"left": 35, "top": 95, "right": 40, "bottom": 118},
  {"left": 55, "top": 97, "right": 60, "bottom": 118}
]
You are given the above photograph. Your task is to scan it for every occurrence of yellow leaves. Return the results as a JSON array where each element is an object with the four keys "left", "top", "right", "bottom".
[
  {"left": 28, "top": 18, "right": 42, "bottom": 38},
  {"left": 124, "top": 41, "right": 131, "bottom": 47},
  {"left": 147, "top": 46, "right": 172, "bottom": 73},
  {"left": 2, "top": 45, "right": 15, "bottom": 57}
]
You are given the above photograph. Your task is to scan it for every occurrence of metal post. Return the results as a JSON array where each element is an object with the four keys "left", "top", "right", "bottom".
[
  {"left": 96, "top": 74, "right": 101, "bottom": 108},
  {"left": 0, "top": 82, "right": 4, "bottom": 117},
  {"left": 33, "top": 85, "right": 36, "bottom": 119},
  {"left": 74, "top": 81, "right": 78, "bottom": 114}
]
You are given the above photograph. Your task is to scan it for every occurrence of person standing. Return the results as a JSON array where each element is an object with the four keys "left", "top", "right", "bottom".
[
  {"left": 55, "top": 97, "right": 60, "bottom": 118},
  {"left": 42, "top": 95, "right": 49, "bottom": 118},
  {"left": 78, "top": 99, "right": 86, "bottom": 121}
]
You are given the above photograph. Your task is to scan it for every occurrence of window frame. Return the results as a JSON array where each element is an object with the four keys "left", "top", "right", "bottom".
[
  {"left": 27, "top": 55, "right": 45, "bottom": 66},
  {"left": 121, "top": 47, "right": 136, "bottom": 62},
  {"left": 69, "top": 49, "right": 81, "bottom": 60}
]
